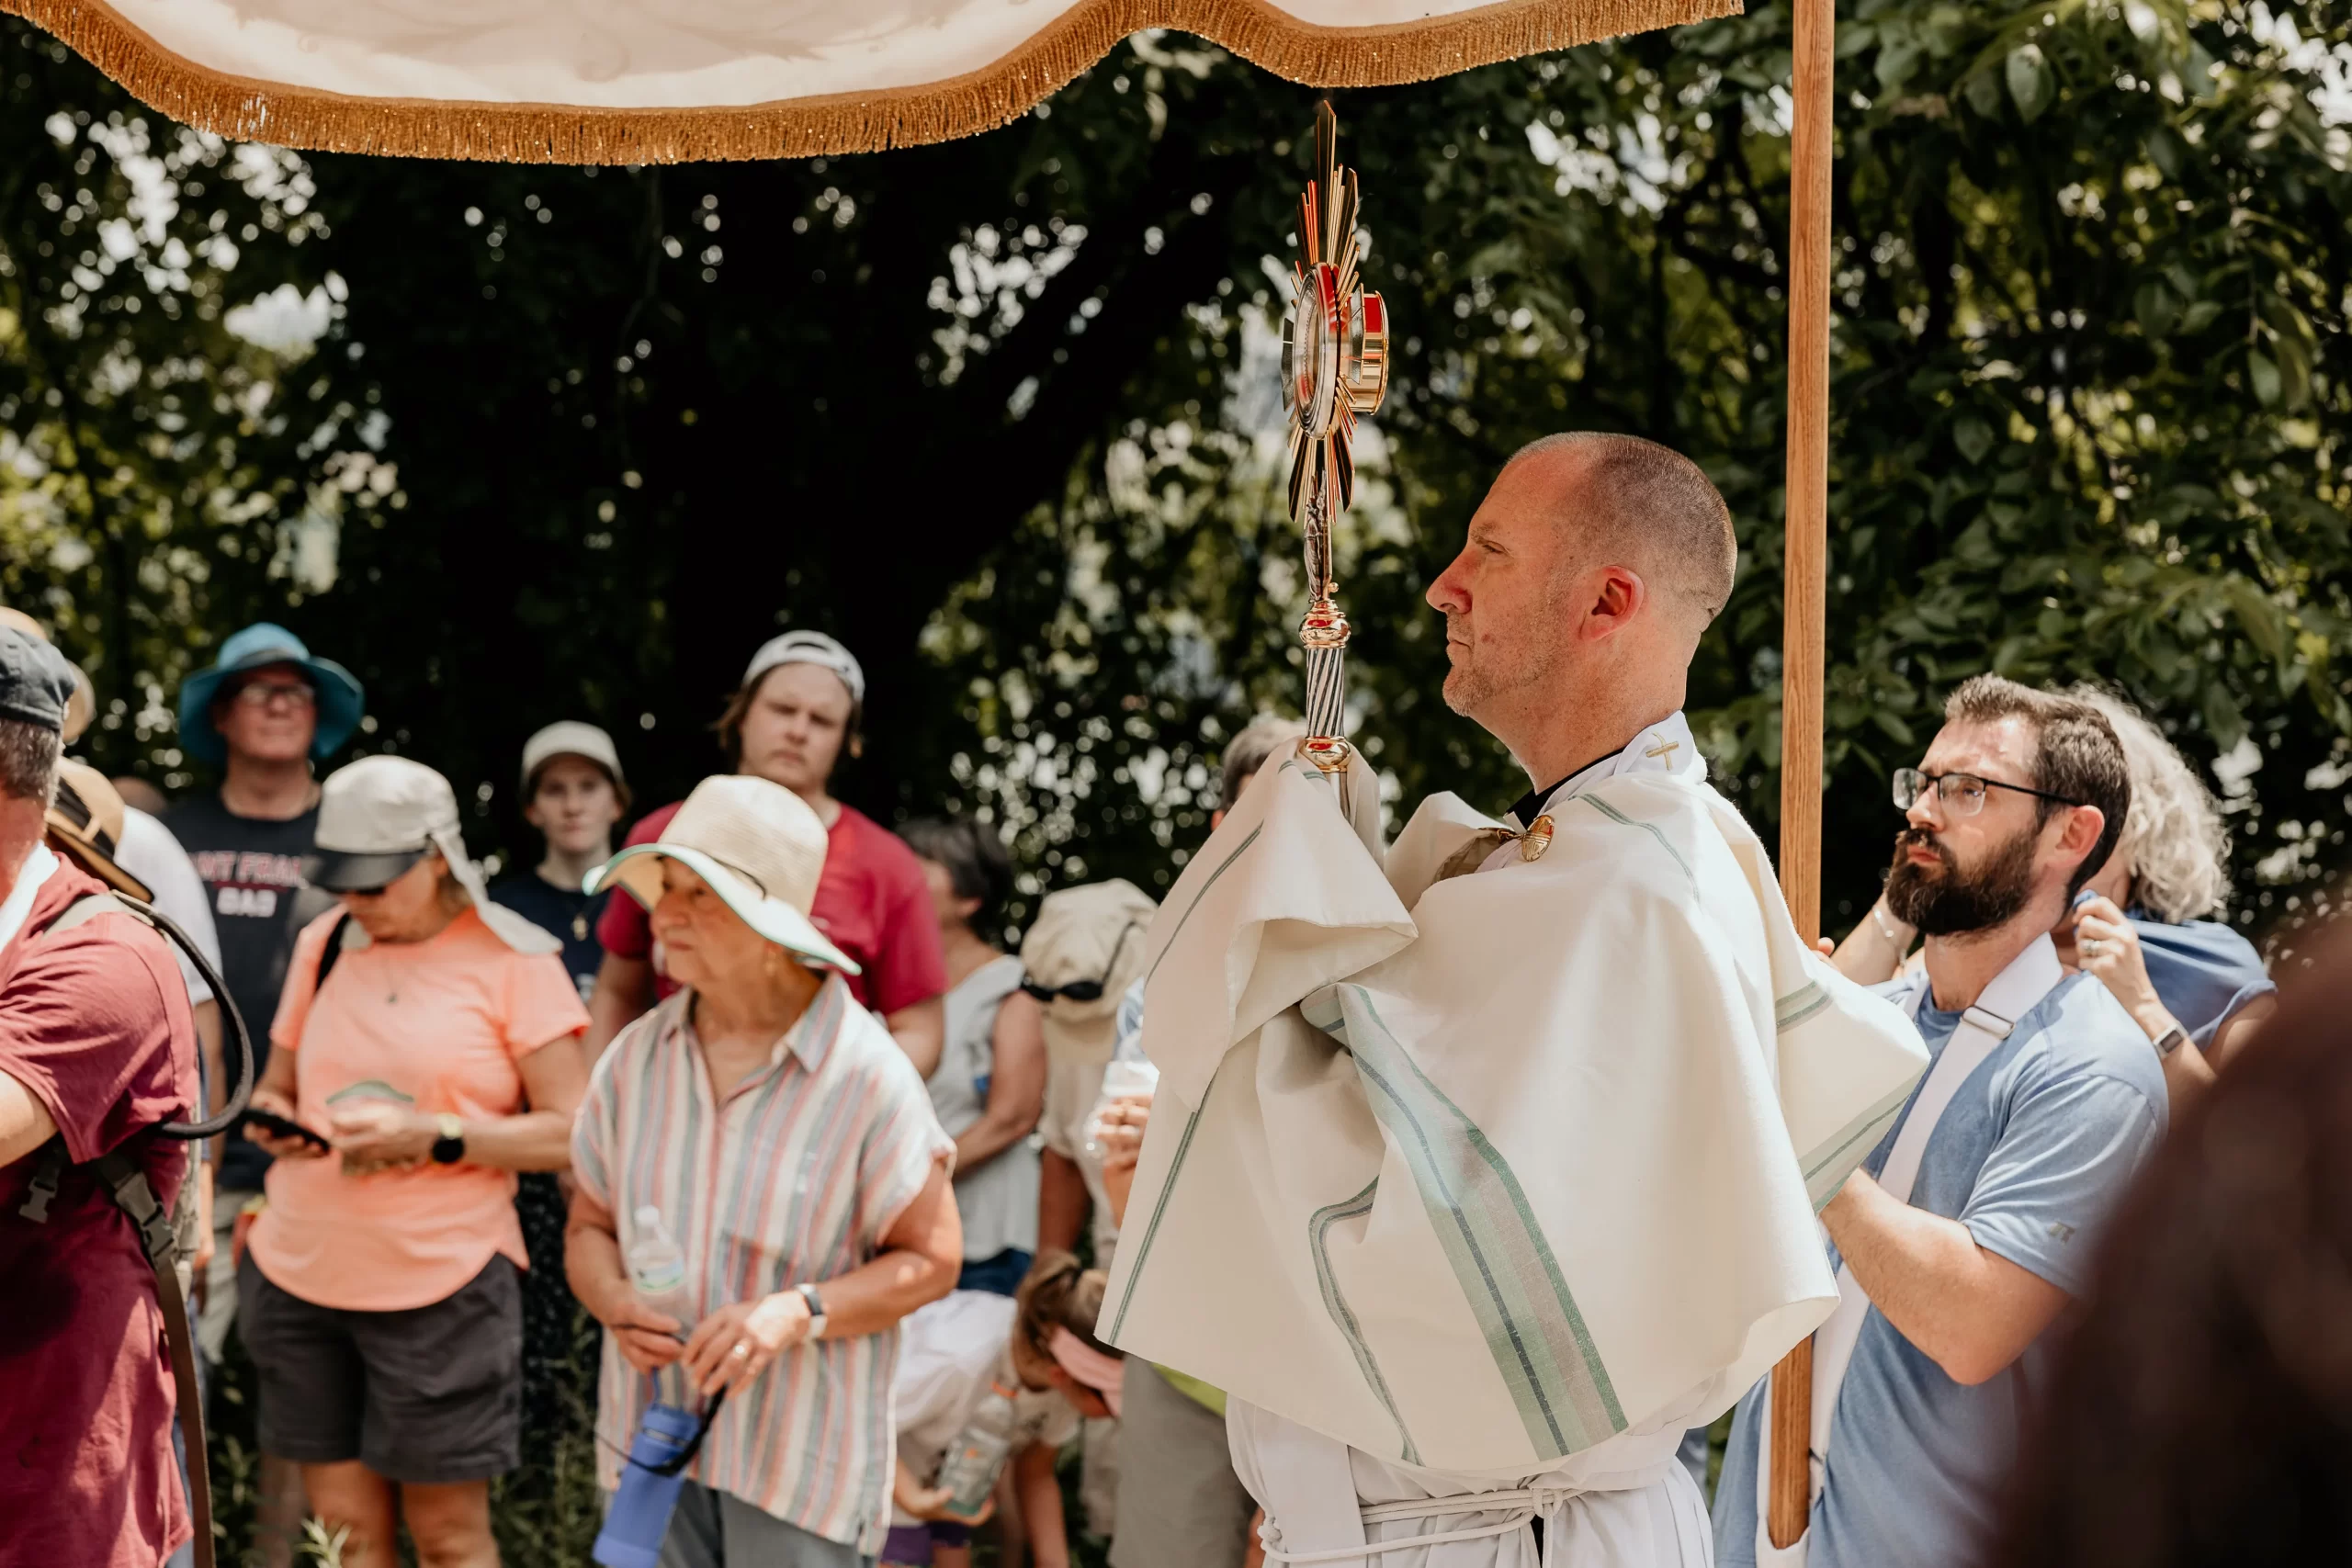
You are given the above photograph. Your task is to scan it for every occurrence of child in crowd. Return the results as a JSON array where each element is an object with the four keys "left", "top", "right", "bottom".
[{"left": 886, "top": 1252, "right": 1125, "bottom": 1568}]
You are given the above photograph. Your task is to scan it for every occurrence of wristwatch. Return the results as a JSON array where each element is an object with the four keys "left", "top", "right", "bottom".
[
  {"left": 429, "top": 1112, "right": 467, "bottom": 1165},
  {"left": 2151, "top": 1024, "right": 2189, "bottom": 1060},
  {"left": 795, "top": 1281, "right": 829, "bottom": 1340}
]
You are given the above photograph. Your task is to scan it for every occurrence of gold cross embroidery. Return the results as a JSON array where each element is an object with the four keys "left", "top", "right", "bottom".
[{"left": 1645, "top": 739, "right": 1681, "bottom": 762}]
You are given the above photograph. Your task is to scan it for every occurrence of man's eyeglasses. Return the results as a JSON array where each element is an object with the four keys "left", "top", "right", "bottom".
[
  {"left": 1022, "top": 922, "right": 1141, "bottom": 1004},
  {"left": 1893, "top": 767, "right": 2082, "bottom": 818},
  {"left": 233, "top": 680, "right": 317, "bottom": 710}
]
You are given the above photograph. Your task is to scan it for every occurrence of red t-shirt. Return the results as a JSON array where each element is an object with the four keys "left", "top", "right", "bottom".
[
  {"left": 0, "top": 857, "right": 199, "bottom": 1568},
  {"left": 596, "top": 799, "right": 947, "bottom": 1016}
]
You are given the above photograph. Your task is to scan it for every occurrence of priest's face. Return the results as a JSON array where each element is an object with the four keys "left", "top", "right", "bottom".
[
  {"left": 1426, "top": 455, "right": 1580, "bottom": 725},
  {"left": 1883, "top": 716, "right": 2058, "bottom": 935}
]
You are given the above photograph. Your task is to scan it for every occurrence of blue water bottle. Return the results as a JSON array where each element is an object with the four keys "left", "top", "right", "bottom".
[{"left": 593, "top": 1399, "right": 717, "bottom": 1568}]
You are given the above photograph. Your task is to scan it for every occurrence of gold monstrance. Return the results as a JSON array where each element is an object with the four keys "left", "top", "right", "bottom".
[{"left": 1283, "top": 102, "right": 1389, "bottom": 772}]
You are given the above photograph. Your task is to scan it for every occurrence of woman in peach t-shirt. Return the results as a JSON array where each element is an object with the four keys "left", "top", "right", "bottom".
[{"left": 239, "top": 757, "right": 589, "bottom": 1568}]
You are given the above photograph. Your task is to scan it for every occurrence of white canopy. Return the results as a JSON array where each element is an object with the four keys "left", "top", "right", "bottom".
[{"left": 13, "top": 0, "right": 1736, "bottom": 163}]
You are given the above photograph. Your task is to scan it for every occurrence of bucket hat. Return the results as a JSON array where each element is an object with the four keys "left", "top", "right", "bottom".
[
  {"left": 177, "top": 622, "right": 365, "bottom": 766},
  {"left": 46, "top": 761, "right": 153, "bottom": 901},
  {"left": 304, "top": 755, "right": 558, "bottom": 954},
  {"left": 584, "top": 773, "right": 858, "bottom": 975},
  {"left": 1022, "top": 879, "right": 1159, "bottom": 1066}
]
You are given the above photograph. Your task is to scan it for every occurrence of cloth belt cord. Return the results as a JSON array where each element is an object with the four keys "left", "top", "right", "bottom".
[
  {"left": 1259, "top": 1462, "right": 1679, "bottom": 1568},
  {"left": 1753, "top": 935, "right": 2064, "bottom": 1568},
  {"left": 13, "top": 893, "right": 215, "bottom": 1568}
]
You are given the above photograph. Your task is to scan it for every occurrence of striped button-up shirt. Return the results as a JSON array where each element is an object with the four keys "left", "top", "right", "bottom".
[{"left": 573, "top": 975, "right": 953, "bottom": 1552}]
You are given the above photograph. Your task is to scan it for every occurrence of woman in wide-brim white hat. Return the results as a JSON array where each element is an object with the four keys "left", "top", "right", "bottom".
[{"left": 567, "top": 774, "right": 961, "bottom": 1562}]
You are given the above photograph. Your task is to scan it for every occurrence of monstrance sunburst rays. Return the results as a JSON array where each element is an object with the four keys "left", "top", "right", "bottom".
[{"left": 1282, "top": 101, "right": 1389, "bottom": 773}]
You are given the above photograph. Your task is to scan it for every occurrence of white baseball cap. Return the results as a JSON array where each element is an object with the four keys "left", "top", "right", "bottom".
[
  {"left": 742, "top": 630, "right": 865, "bottom": 705},
  {"left": 306, "top": 754, "right": 560, "bottom": 954},
  {"left": 584, "top": 773, "right": 859, "bottom": 975},
  {"left": 519, "top": 720, "right": 628, "bottom": 800}
]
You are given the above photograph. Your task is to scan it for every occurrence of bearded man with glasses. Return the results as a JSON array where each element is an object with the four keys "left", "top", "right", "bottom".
[{"left": 1714, "top": 674, "right": 2169, "bottom": 1568}]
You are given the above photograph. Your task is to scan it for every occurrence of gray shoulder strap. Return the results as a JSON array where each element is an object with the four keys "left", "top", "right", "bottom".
[{"left": 50, "top": 892, "right": 147, "bottom": 933}]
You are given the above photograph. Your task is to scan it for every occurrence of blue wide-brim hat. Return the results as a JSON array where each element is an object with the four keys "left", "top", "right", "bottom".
[{"left": 177, "top": 622, "right": 366, "bottom": 767}]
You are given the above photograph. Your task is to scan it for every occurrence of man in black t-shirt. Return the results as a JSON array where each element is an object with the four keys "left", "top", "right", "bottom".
[
  {"left": 162, "top": 623, "right": 359, "bottom": 1568},
  {"left": 160, "top": 626, "right": 358, "bottom": 1345}
]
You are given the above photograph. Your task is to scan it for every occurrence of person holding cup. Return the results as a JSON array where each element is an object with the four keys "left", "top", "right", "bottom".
[{"left": 236, "top": 756, "right": 591, "bottom": 1568}]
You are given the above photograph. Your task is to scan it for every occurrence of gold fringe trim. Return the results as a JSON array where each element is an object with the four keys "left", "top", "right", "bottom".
[{"left": 3, "top": 0, "right": 1741, "bottom": 165}]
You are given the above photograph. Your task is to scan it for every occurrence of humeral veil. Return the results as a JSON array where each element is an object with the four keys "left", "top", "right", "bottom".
[{"left": 1101, "top": 746, "right": 1928, "bottom": 1473}]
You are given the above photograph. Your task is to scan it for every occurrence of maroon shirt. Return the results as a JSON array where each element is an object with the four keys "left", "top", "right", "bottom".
[
  {"left": 597, "top": 799, "right": 947, "bottom": 1015},
  {"left": 0, "top": 856, "right": 199, "bottom": 1568}
]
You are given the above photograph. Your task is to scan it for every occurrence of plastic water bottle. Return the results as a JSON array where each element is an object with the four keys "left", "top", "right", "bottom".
[
  {"left": 626, "top": 1206, "right": 693, "bottom": 1403},
  {"left": 627, "top": 1206, "right": 693, "bottom": 1321},
  {"left": 932, "top": 1382, "right": 1020, "bottom": 1519}
]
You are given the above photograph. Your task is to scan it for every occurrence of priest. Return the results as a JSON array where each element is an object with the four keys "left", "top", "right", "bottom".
[{"left": 1099, "top": 434, "right": 1928, "bottom": 1567}]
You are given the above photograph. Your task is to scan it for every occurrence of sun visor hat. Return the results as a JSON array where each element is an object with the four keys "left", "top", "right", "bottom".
[
  {"left": 177, "top": 622, "right": 366, "bottom": 766},
  {"left": 1022, "top": 879, "right": 1160, "bottom": 1066},
  {"left": 584, "top": 773, "right": 859, "bottom": 976},
  {"left": 306, "top": 756, "right": 559, "bottom": 954}
]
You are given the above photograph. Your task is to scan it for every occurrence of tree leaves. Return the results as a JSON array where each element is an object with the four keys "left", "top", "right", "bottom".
[{"left": 2007, "top": 42, "right": 2055, "bottom": 121}]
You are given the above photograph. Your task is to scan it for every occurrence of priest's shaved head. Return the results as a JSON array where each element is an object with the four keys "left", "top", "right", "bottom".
[{"left": 1426, "top": 431, "right": 1736, "bottom": 781}]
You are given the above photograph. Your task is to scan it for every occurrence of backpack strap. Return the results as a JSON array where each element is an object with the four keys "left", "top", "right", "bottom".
[
  {"left": 49, "top": 890, "right": 142, "bottom": 934},
  {"left": 18, "top": 895, "right": 214, "bottom": 1568},
  {"left": 314, "top": 911, "right": 356, "bottom": 993},
  {"left": 16, "top": 1139, "right": 213, "bottom": 1568}
]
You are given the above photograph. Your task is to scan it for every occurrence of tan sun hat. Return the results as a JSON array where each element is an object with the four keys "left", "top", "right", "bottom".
[
  {"left": 46, "top": 761, "right": 153, "bottom": 902},
  {"left": 1021, "top": 879, "right": 1159, "bottom": 1065},
  {"left": 306, "top": 754, "right": 559, "bottom": 954},
  {"left": 584, "top": 773, "right": 858, "bottom": 975}
]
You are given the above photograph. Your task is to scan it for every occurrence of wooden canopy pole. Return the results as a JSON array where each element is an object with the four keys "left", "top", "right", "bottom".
[{"left": 1768, "top": 0, "right": 1835, "bottom": 1545}]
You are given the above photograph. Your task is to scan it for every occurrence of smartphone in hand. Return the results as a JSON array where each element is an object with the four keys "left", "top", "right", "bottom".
[{"left": 244, "top": 1107, "right": 333, "bottom": 1153}]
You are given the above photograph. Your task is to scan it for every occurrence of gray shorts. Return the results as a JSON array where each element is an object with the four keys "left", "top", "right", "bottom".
[
  {"left": 654, "top": 1480, "right": 873, "bottom": 1568},
  {"left": 1110, "top": 1363, "right": 1256, "bottom": 1568},
  {"left": 238, "top": 1253, "right": 522, "bottom": 1483}
]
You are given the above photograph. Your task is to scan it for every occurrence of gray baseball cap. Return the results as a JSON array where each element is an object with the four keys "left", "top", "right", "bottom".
[
  {"left": 520, "top": 720, "right": 628, "bottom": 799},
  {"left": 0, "top": 623, "right": 79, "bottom": 737},
  {"left": 742, "top": 629, "right": 865, "bottom": 705}
]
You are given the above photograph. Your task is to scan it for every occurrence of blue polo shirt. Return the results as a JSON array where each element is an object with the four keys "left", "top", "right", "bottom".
[
  {"left": 2132, "top": 913, "right": 2272, "bottom": 1047},
  {"left": 1713, "top": 971, "right": 2165, "bottom": 1568}
]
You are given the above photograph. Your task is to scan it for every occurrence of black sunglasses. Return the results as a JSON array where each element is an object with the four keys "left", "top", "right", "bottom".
[{"left": 1022, "top": 922, "right": 1141, "bottom": 1004}]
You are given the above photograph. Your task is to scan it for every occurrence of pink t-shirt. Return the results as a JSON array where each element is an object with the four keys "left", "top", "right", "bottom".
[{"left": 249, "top": 906, "right": 590, "bottom": 1312}]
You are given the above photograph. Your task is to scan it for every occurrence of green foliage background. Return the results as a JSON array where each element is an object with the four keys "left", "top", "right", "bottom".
[
  {"left": 5, "top": 2, "right": 2350, "bottom": 1562},
  {"left": 8, "top": 3, "right": 2348, "bottom": 959}
]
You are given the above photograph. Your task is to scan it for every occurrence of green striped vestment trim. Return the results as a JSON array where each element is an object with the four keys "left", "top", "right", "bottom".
[
  {"left": 1799, "top": 1077, "right": 1919, "bottom": 1210},
  {"left": 1143, "top": 825, "right": 1262, "bottom": 989},
  {"left": 1574, "top": 795, "right": 1696, "bottom": 889},
  {"left": 1775, "top": 981, "right": 1832, "bottom": 1032},
  {"left": 1340, "top": 985, "right": 1624, "bottom": 1458},
  {"left": 1102, "top": 1062, "right": 1216, "bottom": 1343},
  {"left": 1307, "top": 1179, "right": 1420, "bottom": 1465}
]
